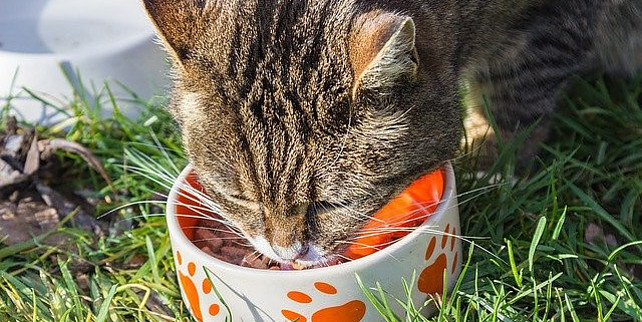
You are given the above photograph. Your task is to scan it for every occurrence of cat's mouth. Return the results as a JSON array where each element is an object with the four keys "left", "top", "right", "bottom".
[
  {"left": 277, "top": 251, "right": 344, "bottom": 270},
  {"left": 290, "top": 245, "right": 343, "bottom": 268},
  {"left": 247, "top": 236, "right": 340, "bottom": 269},
  {"left": 282, "top": 256, "right": 343, "bottom": 270}
]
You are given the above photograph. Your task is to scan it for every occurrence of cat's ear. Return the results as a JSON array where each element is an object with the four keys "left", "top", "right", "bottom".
[
  {"left": 142, "top": 0, "right": 218, "bottom": 68},
  {"left": 350, "top": 13, "right": 419, "bottom": 98}
]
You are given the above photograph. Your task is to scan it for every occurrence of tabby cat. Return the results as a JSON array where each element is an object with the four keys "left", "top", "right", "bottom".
[{"left": 142, "top": 0, "right": 642, "bottom": 265}]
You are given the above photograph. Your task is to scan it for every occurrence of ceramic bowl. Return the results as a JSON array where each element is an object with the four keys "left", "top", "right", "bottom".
[
  {"left": 0, "top": 0, "right": 169, "bottom": 124},
  {"left": 166, "top": 163, "right": 462, "bottom": 322}
]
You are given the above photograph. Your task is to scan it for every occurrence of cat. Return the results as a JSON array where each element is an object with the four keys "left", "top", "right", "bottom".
[{"left": 142, "top": 0, "right": 642, "bottom": 266}]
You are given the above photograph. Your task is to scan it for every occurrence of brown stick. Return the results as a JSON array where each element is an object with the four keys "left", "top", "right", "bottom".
[{"left": 38, "top": 139, "right": 115, "bottom": 191}]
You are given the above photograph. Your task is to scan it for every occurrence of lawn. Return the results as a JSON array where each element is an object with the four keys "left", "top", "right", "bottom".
[{"left": 0, "top": 73, "right": 640, "bottom": 321}]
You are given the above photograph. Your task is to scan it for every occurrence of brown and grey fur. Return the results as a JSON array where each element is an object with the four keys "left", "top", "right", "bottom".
[{"left": 142, "top": 0, "right": 642, "bottom": 265}]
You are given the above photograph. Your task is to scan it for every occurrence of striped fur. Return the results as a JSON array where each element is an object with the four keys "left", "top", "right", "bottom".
[
  {"left": 143, "top": 0, "right": 641, "bottom": 264},
  {"left": 466, "top": 1, "right": 642, "bottom": 166}
]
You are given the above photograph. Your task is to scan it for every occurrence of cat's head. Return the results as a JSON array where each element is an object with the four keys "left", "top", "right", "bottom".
[{"left": 144, "top": 0, "right": 461, "bottom": 266}]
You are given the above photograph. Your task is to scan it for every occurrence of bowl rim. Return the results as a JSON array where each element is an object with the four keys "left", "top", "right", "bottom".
[{"left": 166, "top": 162, "right": 457, "bottom": 277}]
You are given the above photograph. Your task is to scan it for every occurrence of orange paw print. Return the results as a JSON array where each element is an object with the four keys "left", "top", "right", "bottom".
[
  {"left": 176, "top": 251, "right": 221, "bottom": 322},
  {"left": 417, "top": 224, "right": 460, "bottom": 295},
  {"left": 281, "top": 282, "right": 366, "bottom": 322}
]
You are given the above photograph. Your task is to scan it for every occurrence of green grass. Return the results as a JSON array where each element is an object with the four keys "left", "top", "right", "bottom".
[{"left": 0, "top": 73, "right": 640, "bottom": 321}]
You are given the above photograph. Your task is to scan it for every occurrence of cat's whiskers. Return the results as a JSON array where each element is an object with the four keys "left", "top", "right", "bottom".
[
  {"left": 104, "top": 149, "right": 253, "bottom": 249},
  {"left": 323, "top": 179, "right": 497, "bottom": 224},
  {"left": 98, "top": 196, "right": 229, "bottom": 225},
  {"left": 101, "top": 199, "right": 247, "bottom": 241},
  {"left": 174, "top": 213, "right": 230, "bottom": 226},
  {"left": 337, "top": 238, "right": 402, "bottom": 250},
  {"left": 246, "top": 250, "right": 262, "bottom": 263},
  {"left": 110, "top": 158, "right": 250, "bottom": 239},
  {"left": 123, "top": 165, "right": 225, "bottom": 213},
  {"left": 316, "top": 199, "right": 366, "bottom": 224},
  {"left": 230, "top": 241, "right": 253, "bottom": 248},
  {"left": 348, "top": 226, "right": 439, "bottom": 239},
  {"left": 348, "top": 226, "right": 485, "bottom": 251},
  {"left": 349, "top": 180, "right": 506, "bottom": 228},
  {"left": 328, "top": 198, "right": 387, "bottom": 225},
  {"left": 191, "top": 236, "right": 247, "bottom": 244},
  {"left": 107, "top": 212, "right": 231, "bottom": 227},
  {"left": 115, "top": 148, "right": 508, "bottom": 266},
  {"left": 316, "top": 171, "right": 389, "bottom": 221},
  {"left": 331, "top": 199, "right": 386, "bottom": 224},
  {"left": 342, "top": 225, "right": 501, "bottom": 264},
  {"left": 177, "top": 182, "right": 224, "bottom": 212},
  {"left": 334, "top": 181, "right": 509, "bottom": 263},
  {"left": 333, "top": 253, "right": 354, "bottom": 263},
  {"left": 333, "top": 240, "right": 402, "bottom": 263},
  {"left": 172, "top": 203, "right": 246, "bottom": 240},
  {"left": 183, "top": 225, "right": 247, "bottom": 237},
  {"left": 98, "top": 200, "right": 173, "bottom": 220}
]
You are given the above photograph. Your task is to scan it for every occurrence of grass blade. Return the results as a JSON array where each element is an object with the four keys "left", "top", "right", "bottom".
[
  {"left": 96, "top": 285, "right": 118, "bottom": 322},
  {"left": 529, "top": 216, "right": 547, "bottom": 273}
]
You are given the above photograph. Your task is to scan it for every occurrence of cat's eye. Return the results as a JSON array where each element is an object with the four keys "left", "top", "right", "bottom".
[
  {"left": 225, "top": 193, "right": 261, "bottom": 210},
  {"left": 306, "top": 201, "right": 341, "bottom": 217},
  {"left": 229, "top": 194, "right": 250, "bottom": 202}
]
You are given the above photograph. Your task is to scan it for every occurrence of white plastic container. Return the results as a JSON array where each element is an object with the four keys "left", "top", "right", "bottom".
[{"left": 0, "top": 0, "right": 169, "bottom": 124}]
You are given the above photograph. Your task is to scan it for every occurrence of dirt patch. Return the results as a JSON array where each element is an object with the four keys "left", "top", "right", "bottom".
[{"left": 0, "top": 117, "right": 110, "bottom": 246}]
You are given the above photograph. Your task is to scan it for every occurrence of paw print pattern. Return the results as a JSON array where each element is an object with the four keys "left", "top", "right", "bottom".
[
  {"left": 417, "top": 224, "right": 460, "bottom": 295},
  {"left": 176, "top": 251, "right": 221, "bottom": 321},
  {"left": 281, "top": 282, "right": 366, "bottom": 322}
]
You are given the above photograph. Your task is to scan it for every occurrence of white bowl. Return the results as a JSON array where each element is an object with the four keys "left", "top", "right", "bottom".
[
  {"left": 166, "top": 163, "right": 462, "bottom": 322},
  {"left": 0, "top": 0, "right": 169, "bottom": 124}
]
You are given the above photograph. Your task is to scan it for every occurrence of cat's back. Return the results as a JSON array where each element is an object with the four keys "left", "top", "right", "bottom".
[
  {"left": 595, "top": 0, "right": 642, "bottom": 76},
  {"left": 450, "top": 0, "right": 642, "bottom": 73}
]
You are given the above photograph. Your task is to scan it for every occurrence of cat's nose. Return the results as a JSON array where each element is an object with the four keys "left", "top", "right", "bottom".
[{"left": 272, "top": 242, "right": 309, "bottom": 261}]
